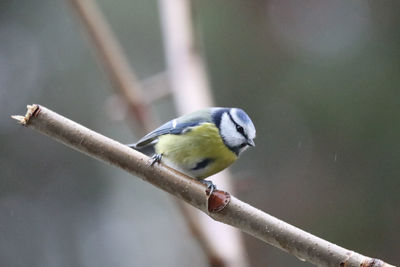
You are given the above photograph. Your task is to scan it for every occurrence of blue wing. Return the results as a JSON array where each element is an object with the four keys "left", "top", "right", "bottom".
[
  {"left": 133, "top": 120, "right": 200, "bottom": 147},
  {"left": 131, "top": 109, "right": 213, "bottom": 148}
]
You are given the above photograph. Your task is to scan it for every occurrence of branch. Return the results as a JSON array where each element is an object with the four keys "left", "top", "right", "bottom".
[
  {"left": 158, "top": 0, "right": 214, "bottom": 113},
  {"left": 12, "top": 105, "right": 396, "bottom": 267}
]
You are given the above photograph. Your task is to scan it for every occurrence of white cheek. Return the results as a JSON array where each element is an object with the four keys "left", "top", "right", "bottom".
[{"left": 220, "top": 113, "right": 245, "bottom": 147}]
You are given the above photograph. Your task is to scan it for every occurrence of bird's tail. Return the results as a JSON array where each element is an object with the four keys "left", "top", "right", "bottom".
[{"left": 126, "top": 143, "right": 155, "bottom": 156}]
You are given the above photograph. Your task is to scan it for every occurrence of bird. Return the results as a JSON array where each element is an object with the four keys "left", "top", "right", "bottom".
[{"left": 128, "top": 107, "right": 256, "bottom": 193}]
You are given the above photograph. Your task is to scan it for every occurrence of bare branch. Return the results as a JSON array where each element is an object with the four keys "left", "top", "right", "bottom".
[{"left": 12, "top": 104, "right": 396, "bottom": 267}]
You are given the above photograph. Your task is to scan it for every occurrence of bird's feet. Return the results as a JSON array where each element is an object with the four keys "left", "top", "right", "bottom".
[
  {"left": 200, "top": 180, "right": 217, "bottom": 195},
  {"left": 150, "top": 154, "right": 163, "bottom": 166}
]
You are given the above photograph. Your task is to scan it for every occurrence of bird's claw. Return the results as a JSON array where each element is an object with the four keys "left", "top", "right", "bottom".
[
  {"left": 200, "top": 180, "right": 217, "bottom": 196},
  {"left": 150, "top": 154, "right": 163, "bottom": 166}
]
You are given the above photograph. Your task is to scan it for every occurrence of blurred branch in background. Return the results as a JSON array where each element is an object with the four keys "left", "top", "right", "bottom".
[
  {"left": 157, "top": 0, "right": 249, "bottom": 266},
  {"left": 158, "top": 0, "right": 213, "bottom": 111},
  {"left": 12, "top": 104, "right": 396, "bottom": 267},
  {"left": 68, "top": 0, "right": 154, "bottom": 134},
  {"left": 68, "top": 0, "right": 244, "bottom": 266},
  {"left": 141, "top": 72, "right": 171, "bottom": 104}
]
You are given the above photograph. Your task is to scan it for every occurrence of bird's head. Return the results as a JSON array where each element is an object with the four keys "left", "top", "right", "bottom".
[{"left": 213, "top": 108, "right": 256, "bottom": 155}]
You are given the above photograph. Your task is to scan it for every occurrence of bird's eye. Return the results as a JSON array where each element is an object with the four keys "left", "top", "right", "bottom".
[{"left": 236, "top": 125, "right": 244, "bottom": 135}]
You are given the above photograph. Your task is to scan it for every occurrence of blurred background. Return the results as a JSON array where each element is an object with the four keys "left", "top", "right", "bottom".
[{"left": 1, "top": 0, "right": 399, "bottom": 266}]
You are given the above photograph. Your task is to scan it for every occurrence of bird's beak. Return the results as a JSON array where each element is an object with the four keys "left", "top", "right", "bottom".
[{"left": 247, "top": 139, "right": 255, "bottom": 147}]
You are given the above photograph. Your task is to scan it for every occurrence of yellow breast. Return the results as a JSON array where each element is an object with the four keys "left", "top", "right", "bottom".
[{"left": 154, "top": 123, "right": 237, "bottom": 179}]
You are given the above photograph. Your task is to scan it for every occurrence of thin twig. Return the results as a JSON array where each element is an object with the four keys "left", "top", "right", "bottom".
[{"left": 12, "top": 105, "right": 396, "bottom": 267}]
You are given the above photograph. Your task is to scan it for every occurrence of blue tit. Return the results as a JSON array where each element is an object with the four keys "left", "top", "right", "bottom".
[{"left": 128, "top": 107, "right": 256, "bottom": 191}]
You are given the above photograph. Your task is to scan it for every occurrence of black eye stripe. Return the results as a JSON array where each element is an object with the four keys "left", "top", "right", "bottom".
[{"left": 227, "top": 112, "right": 248, "bottom": 139}]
